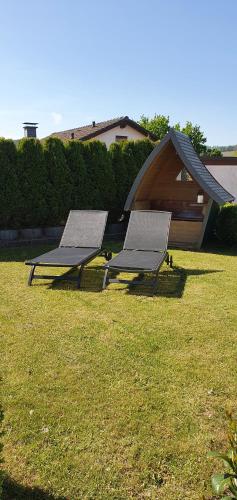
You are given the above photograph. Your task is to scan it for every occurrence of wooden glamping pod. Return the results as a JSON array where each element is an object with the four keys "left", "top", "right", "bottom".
[{"left": 125, "top": 129, "right": 234, "bottom": 249}]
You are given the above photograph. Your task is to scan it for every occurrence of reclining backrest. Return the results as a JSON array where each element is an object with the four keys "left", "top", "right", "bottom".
[
  {"left": 124, "top": 210, "right": 171, "bottom": 252},
  {"left": 60, "top": 210, "right": 108, "bottom": 248}
]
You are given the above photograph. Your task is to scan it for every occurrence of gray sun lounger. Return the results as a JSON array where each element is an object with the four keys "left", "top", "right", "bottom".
[
  {"left": 26, "top": 210, "right": 108, "bottom": 287},
  {"left": 103, "top": 210, "right": 172, "bottom": 294}
]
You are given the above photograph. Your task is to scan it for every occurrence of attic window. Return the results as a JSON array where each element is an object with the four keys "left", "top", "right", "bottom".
[
  {"left": 176, "top": 168, "right": 193, "bottom": 181},
  {"left": 116, "top": 135, "right": 128, "bottom": 142}
]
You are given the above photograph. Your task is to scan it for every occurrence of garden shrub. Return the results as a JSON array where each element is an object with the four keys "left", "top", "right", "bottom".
[
  {"left": 121, "top": 141, "right": 138, "bottom": 191},
  {"left": 17, "top": 138, "right": 48, "bottom": 227},
  {"left": 208, "top": 411, "right": 237, "bottom": 498},
  {"left": 0, "top": 138, "right": 20, "bottom": 229},
  {"left": 0, "top": 136, "right": 155, "bottom": 229},
  {"left": 43, "top": 137, "right": 72, "bottom": 225},
  {"left": 216, "top": 203, "right": 237, "bottom": 245},
  {"left": 109, "top": 142, "right": 128, "bottom": 212},
  {"left": 65, "top": 140, "right": 88, "bottom": 209},
  {"left": 111, "top": 139, "right": 154, "bottom": 212},
  {"left": 82, "top": 141, "right": 115, "bottom": 211},
  {"left": 0, "top": 406, "right": 4, "bottom": 498},
  {"left": 133, "top": 139, "right": 154, "bottom": 172}
]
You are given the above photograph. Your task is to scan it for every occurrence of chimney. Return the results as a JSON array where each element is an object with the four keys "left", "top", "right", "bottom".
[
  {"left": 23, "top": 122, "right": 38, "bottom": 138},
  {"left": 92, "top": 121, "right": 96, "bottom": 127}
]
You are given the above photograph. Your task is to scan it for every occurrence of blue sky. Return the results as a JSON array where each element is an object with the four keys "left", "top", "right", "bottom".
[{"left": 0, "top": 0, "right": 236, "bottom": 145}]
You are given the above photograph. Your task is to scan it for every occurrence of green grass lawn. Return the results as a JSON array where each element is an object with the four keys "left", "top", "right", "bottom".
[{"left": 1, "top": 242, "right": 237, "bottom": 499}]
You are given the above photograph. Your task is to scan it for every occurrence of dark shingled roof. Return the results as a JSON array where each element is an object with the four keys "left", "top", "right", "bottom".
[
  {"left": 50, "top": 116, "right": 157, "bottom": 141},
  {"left": 125, "top": 128, "right": 235, "bottom": 209}
]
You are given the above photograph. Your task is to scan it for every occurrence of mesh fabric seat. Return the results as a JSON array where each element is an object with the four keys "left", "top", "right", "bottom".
[
  {"left": 107, "top": 250, "right": 166, "bottom": 272},
  {"left": 28, "top": 247, "right": 100, "bottom": 266},
  {"left": 26, "top": 210, "right": 108, "bottom": 287},
  {"left": 103, "top": 211, "right": 172, "bottom": 294}
]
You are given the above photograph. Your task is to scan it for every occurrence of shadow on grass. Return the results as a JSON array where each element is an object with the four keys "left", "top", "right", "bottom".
[
  {"left": 45, "top": 266, "right": 222, "bottom": 298},
  {"left": 3, "top": 476, "right": 67, "bottom": 500},
  {"left": 109, "top": 266, "right": 222, "bottom": 298}
]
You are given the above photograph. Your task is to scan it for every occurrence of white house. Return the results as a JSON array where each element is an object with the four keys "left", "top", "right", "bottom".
[
  {"left": 50, "top": 116, "right": 157, "bottom": 147},
  {"left": 204, "top": 157, "right": 237, "bottom": 202}
]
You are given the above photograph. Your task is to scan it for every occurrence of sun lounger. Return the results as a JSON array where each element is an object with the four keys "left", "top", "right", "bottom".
[
  {"left": 102, "top": 210, "right": 172, "bottom": 294},
  {"left": 26, "top": 210, "right": 108, "bottom": 287}
]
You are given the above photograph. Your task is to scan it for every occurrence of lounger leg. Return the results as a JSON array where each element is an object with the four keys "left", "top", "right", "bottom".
[
  {"left": 102, "top": 268, "right": 109, "bottom": 290},
  {"left": 28, "top": 265, "right": 36, "bottom": 286},
  {"left": 77, "top": 265, "right": 84, "bottom": 289},
  {"left": 152, "top": 269, "right": 159, "bottom": 295}
]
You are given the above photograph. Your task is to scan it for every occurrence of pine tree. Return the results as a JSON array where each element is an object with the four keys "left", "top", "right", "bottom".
[
  {"left": 17, "top": 138, "right": 48, "bottom": 227},
  {"left": 109, "top": 142, "right": 128, "bottom": 211},
  {"left": 43, "top": 137, "right": 72, "bottom": 225},
  {"left": 83, "top": 141, "right": 115, "bottom": 210},
  {"left": 0, "top": 138, "right": 20, "bottom": 228},
  {"left": 121, "top": 141, "right": 138, "bottom": 191},
  {"left": 65, "top": 140, "right": 88, "bottom": 209}
]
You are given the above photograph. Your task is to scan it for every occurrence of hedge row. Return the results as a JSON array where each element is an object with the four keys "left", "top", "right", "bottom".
[
  {"left": 216, "top": 203, "right": 237, "bottom": 245},
  {"left": 0, "top": 137, "right": 154, "bottom": 229}
]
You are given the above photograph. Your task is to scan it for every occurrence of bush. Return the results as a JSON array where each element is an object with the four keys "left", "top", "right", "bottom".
[
  {"left": 43, "top": 137, "right": 72, "bottom": 225},
  {"left": 17, "top": 138, "right": 48, "bottom": 227},
  {"left": 216, "top": 203, "right": 237, "bottom": 245},
  {"left": 82, "top": 141, "right": 115, "bottom": 211},
  {"left": 208, "top": 411, "right": 237, "bottom": 498},
  {"left": 0, "top": 406, "right": 4, "bottom": 498},
  {"left": 121, "top": 141, "right": 138, "bottom": 191},
  {"left": 133, "top": 139, "right": 154, "bottom": 171},
  {"left": 65, "top": 140, "right": 88, "bottom": 209},
  {"left": 0, "top": 136, "right": 155, "bottom": 229},
  {"left": 109, "top": 142, "right": 128, "bottom": 212},
  {"left": 0, "top": 138, "right": 20, "bottom": 229}
]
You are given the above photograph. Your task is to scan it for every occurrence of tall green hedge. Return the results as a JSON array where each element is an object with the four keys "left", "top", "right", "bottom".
[
  {"left": 0, "top": 137, "right": 155, "bottom": 229},
  {"left": 0, "top": 405, "right": 4, "bottom": 498},
  {"left": 121, "top": 141, "right": 138, "bottom": 191},
  {"left": 44, "top": 137, "right": 72, "bottom": 225},
  {"left": 81, "top": 141, "right": 116, "bottom": 211},
  {"left": 0, "top": 138, "right": 20, "bottom": 228},
  {"left": 65, "top": 140, "right": 88, "bottom": 209},
  {"left": 216, "top": 203, "right": 237, "bottom": 245},
  {"left": 109, "top": 142, "right": 128, "bottom": 210},
  {"left": 17, "top": 138, "right": 48, "bottom": 227}
]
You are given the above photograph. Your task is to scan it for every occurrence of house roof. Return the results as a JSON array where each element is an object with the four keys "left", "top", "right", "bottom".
[
  {"left": 203, "top": 157, "right": 237, "bottom": 165},
  {"left": 205, "top": 161, "right": 237, "bottom": 203},
  {"left": 50, "top": 116, "right": 157, "bottom": 141},
  {"left": 125, "top": 128, "right": 235, "bottom": 209}
]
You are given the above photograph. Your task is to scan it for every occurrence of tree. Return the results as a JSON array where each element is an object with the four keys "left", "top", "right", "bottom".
[
  {"left": 82, "top": 141, "right": 116, "bottom": 211},
  {"left": 17, "top": 138, "right": 48, "bottom": 227},
  {"left": 133, "top": 139, "right": 154, "bottom": 171},
  {"left": 139, "top": 114, "right": 208, "bottom": 155},
  {"left": 65, "top": 140, "right": 88, "bottom": 209},
  {"left": 43, "top": 137, "right": 72, "bottom": 225},
  {"left": 139, "top": 114, "right": 170, "bottom": 140},
  {"left": 109, "top": 142, "right": 128, "bottom": 211},
  {"left": 204, "top": 147, "right": 222, "bottom": 158},
  {"left": 121, "top": 141, "right": 138, "bottom": 191},
  {"left": 0, "top": 138, "right": 20, "bottom": 228},
  {"left": 180, "top": 121, "right": 207, "bottom": 156}
]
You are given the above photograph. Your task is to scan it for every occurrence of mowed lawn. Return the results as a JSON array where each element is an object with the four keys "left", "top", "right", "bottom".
[{"left": 1, "top": 242, "right": 237, "bottom": 499}]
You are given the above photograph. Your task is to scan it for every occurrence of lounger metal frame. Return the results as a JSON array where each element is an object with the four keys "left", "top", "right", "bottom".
[
  {"left": 27, "top": 249, "right": 109, "bottom": 288},
  {"left": 103, "top": 211, "right": 173, "bottom": 294},
  {"left": 26, "top": 210, "right": 109, "bottom": 288},
  {"left": 103, "top": 252, "right": 173, "bottom": 293}
]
